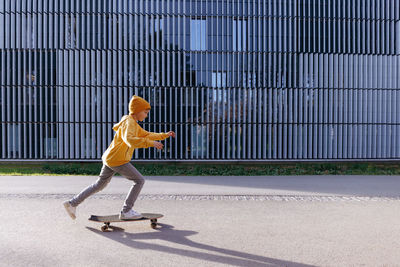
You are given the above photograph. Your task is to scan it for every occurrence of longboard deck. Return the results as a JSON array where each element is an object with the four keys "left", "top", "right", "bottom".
[
  {"left": 89, "top": 213, "right": 163, "bottom": 223},
  {"left": 88, "top": 213, "right": 163, "bottom": 231}
]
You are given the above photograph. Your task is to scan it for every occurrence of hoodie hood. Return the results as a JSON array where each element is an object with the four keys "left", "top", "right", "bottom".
[{"left": 112, "top": 115, "right": 131, "bottom": 132}]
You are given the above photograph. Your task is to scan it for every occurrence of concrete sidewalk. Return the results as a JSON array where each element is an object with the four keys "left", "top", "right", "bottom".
[{"left": 1, "top": 174, "right": 400, "bottom": 197}]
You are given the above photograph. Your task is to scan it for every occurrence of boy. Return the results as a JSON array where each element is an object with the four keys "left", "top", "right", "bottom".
[{"left": 63, "top": 95, "right": 176, "bottom": 220}]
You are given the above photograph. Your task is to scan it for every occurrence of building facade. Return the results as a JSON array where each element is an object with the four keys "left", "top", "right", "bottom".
[{"left": 1, "top": 0, "right": 400, "bottom": 161}]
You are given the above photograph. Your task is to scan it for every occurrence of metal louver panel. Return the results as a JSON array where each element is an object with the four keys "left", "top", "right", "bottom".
[{"left": 0, "top": 0, "right": 400, "bottom": 162}]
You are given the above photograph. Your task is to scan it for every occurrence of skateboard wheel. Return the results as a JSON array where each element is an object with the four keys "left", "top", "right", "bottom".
[
  {"left": 151, "top": 219, "right": 157, "bottom": 223},
  {"left": 101, "top": 225, "right": 108, "bottom": 232},
  {"left": 151, "top": 223, "right": 157, "bottom": 229}
]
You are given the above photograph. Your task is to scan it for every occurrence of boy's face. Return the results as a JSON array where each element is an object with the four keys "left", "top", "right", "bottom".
[{"left": 135, "top": 109, "right": 150, "bottom": 121}]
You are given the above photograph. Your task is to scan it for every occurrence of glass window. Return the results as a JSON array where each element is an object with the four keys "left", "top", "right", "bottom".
[
  {"left": 396, "top": 21, "right": 400, "bottom": 55},
  {"left": 212, "top": 71, "right": 227, "bottom": 88},
  {"left": 233, "top": 19, "right": 247, "bottom": 51},
  {"left": 45, "top": 137, "right": 58, "bottom": 157},
  {"left": 0, "top": 14, "right": 4, "bottom": 48},
  {"left": 242, "top": 72, "right": 257, "bottom": 88},
  {"left": 8, "top": 125, "right": 20, "bottom": 155},
  {"left": 191, "top": 124, "right": 207, "bottom": 157},
  {"left": 190, "top": 19, "right": 206, "bottom": 50},
  {"left": 66, "top": 15, "right": 77, "bottom": 48}
]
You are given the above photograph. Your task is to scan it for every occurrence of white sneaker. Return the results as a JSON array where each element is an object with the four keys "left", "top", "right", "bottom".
[
  {"left": 119, "top": 209, "right": 142, "bottom": 220},
  {"left": 63, "top": 201, "right": 76, "bottom": 220}
]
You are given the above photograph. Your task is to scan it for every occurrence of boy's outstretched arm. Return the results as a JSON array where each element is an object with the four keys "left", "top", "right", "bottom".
[
  {"left": 139, "top": 128, "right": 176, "bottom": 141},
  {"left": 123, "top": 131, "right": 154, "bottom": 149}
]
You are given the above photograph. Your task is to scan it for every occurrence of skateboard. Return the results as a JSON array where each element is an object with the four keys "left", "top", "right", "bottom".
[{"left": 88, "top": 213, "right": 163, "bottom": 232}]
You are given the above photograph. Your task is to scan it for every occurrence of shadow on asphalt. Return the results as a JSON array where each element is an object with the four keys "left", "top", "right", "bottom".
[
  {"left": 86, "top": 223, "right": 316, "bottom": 267},
  {"left": 134, "top": 175, "right": 400, "bottom": 197}
]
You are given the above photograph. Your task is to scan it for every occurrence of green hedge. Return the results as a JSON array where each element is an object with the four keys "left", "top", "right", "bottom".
[{"left": 0, "top": 162, "right": 399, "bottom": 176}]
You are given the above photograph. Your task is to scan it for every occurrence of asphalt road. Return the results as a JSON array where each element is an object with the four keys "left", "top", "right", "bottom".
[{"left": 1, "top": 175, "right": 400, "bottom": 266}]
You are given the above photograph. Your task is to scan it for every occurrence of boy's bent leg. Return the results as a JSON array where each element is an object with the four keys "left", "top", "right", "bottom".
[
  {"left": 69, "top": 164, "right": 115, "bottom": 207},
  {"left": 112, "top": 163, "right": 145, "bottom": 213}
]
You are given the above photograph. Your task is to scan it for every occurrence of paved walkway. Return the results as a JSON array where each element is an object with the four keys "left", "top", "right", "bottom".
[
  {"left": 1, "top": 174, "right": 400, "bottom": 196},
  {"left": 1, "top": 175, "right": 400, "bottom": 266}
]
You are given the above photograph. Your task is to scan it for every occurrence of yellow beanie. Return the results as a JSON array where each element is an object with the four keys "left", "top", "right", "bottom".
[{"left": 129, "top": 95, "right": 151, "bottom": 115}]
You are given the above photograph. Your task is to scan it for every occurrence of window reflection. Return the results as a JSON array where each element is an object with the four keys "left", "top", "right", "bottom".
[
  {"left": 397, "top": 21, "right": 400, "bottom": 55},
  {"left": 190, "top": 19, "right": 206, "bottom": 51},
  {"left": 191, "top": 124, "right": 207, "bottom": 157},
  {"left": 233, "top": 18, "right": 247, "bottom": 51},
  {"left": 212, "top": 72, "right": 227, "bottom": 88},
  {"left": 66, "top": 15, "right": 77, "bottom": 48},
  {"left": 8, "top": 125, "right": 20, "bottom": 154}
]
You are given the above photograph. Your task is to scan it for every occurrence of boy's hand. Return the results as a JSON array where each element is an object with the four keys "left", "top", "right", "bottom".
[
  {"left": 153, "top": 141, "right": 164, "bottom": 150},
  {"left": 167, "top": 131, "right": 176, "bottom": 138}
]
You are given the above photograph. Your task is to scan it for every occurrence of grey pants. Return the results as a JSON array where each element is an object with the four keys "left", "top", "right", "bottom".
[{"left": 69, "top": 163, "right": 145, "bottom": 213}]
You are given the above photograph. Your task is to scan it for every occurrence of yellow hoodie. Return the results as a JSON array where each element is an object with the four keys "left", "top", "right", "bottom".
[{"left": 101, "top": 115, "right": 169, "bottom": 167}]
